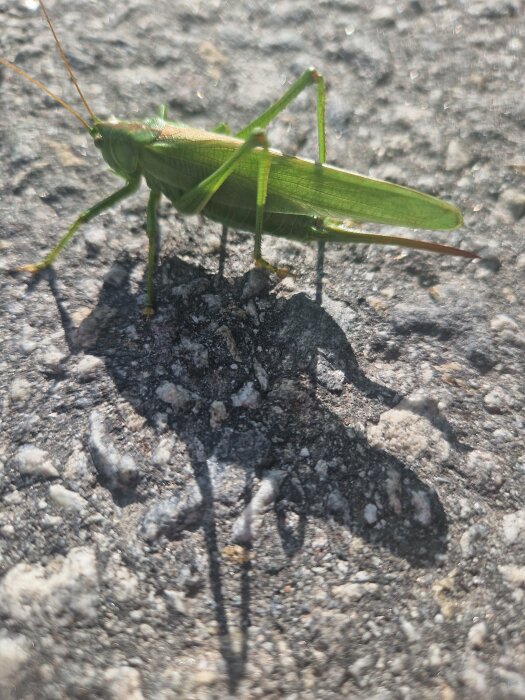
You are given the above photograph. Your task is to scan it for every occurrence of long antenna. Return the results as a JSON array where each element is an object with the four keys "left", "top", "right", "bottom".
[
  {"left": 37, "top": 0, "right": 96, "bottom": 122},
  {"left": 0, "top": 58, "right": 91, "bottom": 130}
]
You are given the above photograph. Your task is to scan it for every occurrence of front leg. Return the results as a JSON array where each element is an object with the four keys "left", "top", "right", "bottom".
[{"left": 18, "top": 177, "right": 141, "bottom": 273}]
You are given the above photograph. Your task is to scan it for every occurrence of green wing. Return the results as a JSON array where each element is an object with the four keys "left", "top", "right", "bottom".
[
  {"left": 265, "top": 155, "right": 462, "bottom": 230},
  {"left": 140, "top": 123, "right": 462, "bottom": 231}
]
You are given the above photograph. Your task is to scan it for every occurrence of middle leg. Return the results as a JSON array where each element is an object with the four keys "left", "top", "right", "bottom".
[{"left": 235, "top": 68, "right": 327, "bottom": 271}]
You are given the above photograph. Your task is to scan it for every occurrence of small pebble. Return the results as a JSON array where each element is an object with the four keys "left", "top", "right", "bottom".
[
  {"left": 363, "top": 503, "right": 378, "bottom": 525},
  {"left": 483, "top": 386, "right": 511, "bottom": 414},
  {"left": 468, "top": 621, "right": 488, "bottom": 649},
  {"left": 14, "top": 445, "right": 59, "bottom": 478},
  {"left": 209, "top": 400, "right": 228, "bottom": 429},
  {"left": 490, "top": 314, "right": 519, "bottom": 332},
  {"left": 49, "top": 484, "right": 88, "bottom": 513},
  {"left": 9, "top": 377, "right": 32, "bottom": 402},
  {"left": 231, "top": 382, "right": 260, "bottom": 409},
  {"left": 498, "top": 188, "right": 525, "bottom": 221},
  {"left": 88, "top": 411, "right": 139, "bottom": 489},
  {"left": 76, "top": 355, "right": 104, "bottom": 379},
  {"left": 156, "top": 382, "right": 191, "bottom": 409},
  {"left": 446, "top": 139, "right": 472, "bottom": 171},
  {"left": 83, "top": 227, "right": 107, "bottom": 254}
]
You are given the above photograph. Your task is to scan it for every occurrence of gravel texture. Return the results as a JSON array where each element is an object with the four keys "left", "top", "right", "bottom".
[{"left": 1, "top": 1, "right": 524, "bottom": 698}]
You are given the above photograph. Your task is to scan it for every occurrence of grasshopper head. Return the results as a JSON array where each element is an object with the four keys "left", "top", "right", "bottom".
[{"left": 92, "top": 118, "right": 158, "bottom": 179}]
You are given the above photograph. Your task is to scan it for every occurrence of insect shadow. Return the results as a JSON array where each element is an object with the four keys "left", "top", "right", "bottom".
[{"left": 67, "top": 252, "right": 449, "bottom": 690}]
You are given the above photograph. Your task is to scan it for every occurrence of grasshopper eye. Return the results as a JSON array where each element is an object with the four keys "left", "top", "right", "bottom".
[{"left": 94, "top": 134, "right": 103, "bottom": 149}]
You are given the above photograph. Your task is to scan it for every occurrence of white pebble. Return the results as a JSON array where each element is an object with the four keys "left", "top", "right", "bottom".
[
  {"left": 76, "top": 355, "right": 104, "bottom": 378},
  {"left": 446, "top": 139, "right": 471, "bottom": 171},
  {"left": 49, "top": 484, "right": 88, "bottom": 513},
  {"left": 363, "top": 503, "right": 378, "bottom": 524},
  {"left": 14, "top": 445, "right": 59, "bottom": 478},
  {"left": 156, "top": 381, "right": 191, "bottom": 409},
  {"left": 490, "top": 314, "right": 519, "bottom": 332},
  {"left": 9, "top": 377, "right": 32, "bottom": 402},
  {"left": 209, "top": 400, "right": 228, "bottom": 429},
  {"left": 231, "top": 381, "right": 260, "bottom": 409},
  {"left": 468, "top": 621, "right": 488, "bottom": 649}
]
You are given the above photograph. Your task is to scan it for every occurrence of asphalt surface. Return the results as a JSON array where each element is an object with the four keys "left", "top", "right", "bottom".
[{"left": 0, "top": 1, "right": 524, "bottom": 698}]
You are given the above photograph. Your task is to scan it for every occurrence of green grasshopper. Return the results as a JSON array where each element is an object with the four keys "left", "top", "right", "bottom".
[{"left": 2, "top": 0, "right": 477, "bottom": 314}]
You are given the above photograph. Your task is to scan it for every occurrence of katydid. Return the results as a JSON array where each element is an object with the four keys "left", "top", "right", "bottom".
[{"left": 2, "top": 0, "right": 477, "bottom": 314}]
